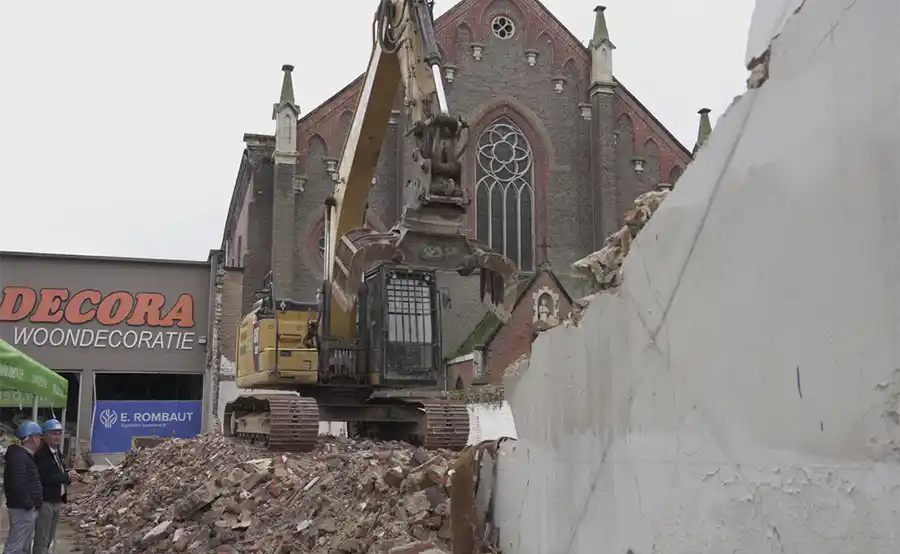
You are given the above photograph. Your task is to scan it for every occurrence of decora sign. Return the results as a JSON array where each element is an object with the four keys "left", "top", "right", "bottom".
[{"left": 0, "top": 286, "right": 196, "bottom": 351}]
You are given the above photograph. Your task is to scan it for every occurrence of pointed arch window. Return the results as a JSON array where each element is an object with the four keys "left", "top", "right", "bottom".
[{"left": 475, "top": 117, "right": 535, "bottom": 271}]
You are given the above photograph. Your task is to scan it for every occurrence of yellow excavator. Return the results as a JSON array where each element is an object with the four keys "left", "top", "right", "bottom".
[{"left": 223, "top": 0, "right": 519, "bottom": 452}]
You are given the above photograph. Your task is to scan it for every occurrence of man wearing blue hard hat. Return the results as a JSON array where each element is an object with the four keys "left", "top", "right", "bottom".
[
  {"left": 33, "top": 419, "right": 77, "bottom": 554},
  {"left": 2, "top": 421, "right": 43, "bottom": 554}
]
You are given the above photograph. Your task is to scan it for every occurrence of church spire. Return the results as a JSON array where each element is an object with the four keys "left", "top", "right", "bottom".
[
  {"left": 589, "top": 6, "right": 615, "bottom": 94},
  {"left": 272, "top": 64, "right": 300, "bottom": 164},
  {"left": 279, "top": 64, "right": 295, "bottom": 104},
  {"left": 590, "top": 5, "right": 611, "bottom": 47},
  {"left": 272, "top": 64, "right": 299, "bottom": 120},
  {"left": 693, "top": 108, "right": 712, "bottom": 154}
]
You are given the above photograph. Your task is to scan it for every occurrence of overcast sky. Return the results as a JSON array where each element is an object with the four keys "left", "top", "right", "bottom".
[{"left": 0, "top": 0, "right": 754, "bottom": 261}]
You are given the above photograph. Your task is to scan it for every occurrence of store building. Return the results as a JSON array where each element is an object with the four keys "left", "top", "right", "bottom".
[{"left": 0, "top": 251, "right": 213, "bottom": 462}]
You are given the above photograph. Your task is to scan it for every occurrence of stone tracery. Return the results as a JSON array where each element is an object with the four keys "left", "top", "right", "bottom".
[{"left": 475, "top": 117, "right": 535, "bottom": 271}]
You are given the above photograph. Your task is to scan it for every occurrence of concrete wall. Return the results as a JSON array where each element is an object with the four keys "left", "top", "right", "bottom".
[
  {"left": 467, "top": 402, "right": 516, "bottom": 444},
  {"left": 493, "top": 0, "right": 900, "bottom": 551}
]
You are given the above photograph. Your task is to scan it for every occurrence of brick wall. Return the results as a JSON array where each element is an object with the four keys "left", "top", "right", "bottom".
[
  {"left": 485, "top": 272, "right": 572, "bottom": 383},
  {"left": 219, "top": 268, "right": 243, "bottom": 364},
  {"left": 242, "top": 164, "right": 273, "bottom": 318},
  {"left": 271, "top": 161, "right": 297, "bottom": 299}
]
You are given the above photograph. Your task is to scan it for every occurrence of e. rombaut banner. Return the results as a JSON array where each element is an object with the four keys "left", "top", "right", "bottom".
[{"left": 91, "top": 400, "right": 201, "bottom": 453}]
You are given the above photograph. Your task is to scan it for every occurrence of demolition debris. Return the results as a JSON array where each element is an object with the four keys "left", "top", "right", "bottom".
[
  {"left": 573, "top": 186, "right": 671, "bottom": 292},
  {"left": 65, "top": 434, "right": 455, "bottom": 553}
]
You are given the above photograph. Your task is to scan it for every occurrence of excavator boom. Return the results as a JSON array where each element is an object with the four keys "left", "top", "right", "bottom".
[
  {"left": 325, "top": 0, "right": 518, "bottom": 341},
  {"left": 225, "top": 0, "right": 517, "bottom": 455}
]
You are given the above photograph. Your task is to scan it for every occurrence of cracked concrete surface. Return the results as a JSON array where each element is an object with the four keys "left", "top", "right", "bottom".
[{"left": 493, "top": 0, "right": 900, "bottom": 551}]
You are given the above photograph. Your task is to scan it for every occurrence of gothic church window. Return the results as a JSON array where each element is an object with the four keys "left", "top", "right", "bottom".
[{"left": 475, "top": 117, "right": 534, "bottom": 271}]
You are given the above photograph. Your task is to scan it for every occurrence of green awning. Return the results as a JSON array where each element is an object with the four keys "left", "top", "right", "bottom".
[{"left": 0, "top": 339, "right": 68, "bottom": 407}]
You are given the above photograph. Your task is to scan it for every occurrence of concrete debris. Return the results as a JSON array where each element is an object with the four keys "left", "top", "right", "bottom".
[
  {"left": 445, "top": 386, "right": 504, "bottom": 406},
  {"left": 564, "top": 294, "right": 595, "bottom": 327},
  {"left": 65, "top": 434, "right": 455, "bottom": 553},
  {"left": 449, "top": 438, "right": 511, "bottom": 554},
  {"left": 572, "top": 187, "right": 670, "bottom": 293},
  {"left": 747, "top": 47, "right": 770, "bottom": 89},
  {"left": 502, "top": 353, "right": 529, "bottom": 380}
]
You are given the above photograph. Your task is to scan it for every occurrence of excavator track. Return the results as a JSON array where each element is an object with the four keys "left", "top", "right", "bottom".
[
  {"left": 225, "top": 394, "right": 319, "bottom": 453},
  {"left": 420, "top": 401, "right": 469, "bottom": 450},
  {"left": 266, "top": 395, "right": 319, "bottom": 451},
  {"left": 226, "top": 395, "right": 468, "bottom": 452}
]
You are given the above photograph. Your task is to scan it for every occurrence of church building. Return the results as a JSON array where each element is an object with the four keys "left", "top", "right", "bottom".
[{"left": 212, "top": 0, "right": 711, "bottom": 389}]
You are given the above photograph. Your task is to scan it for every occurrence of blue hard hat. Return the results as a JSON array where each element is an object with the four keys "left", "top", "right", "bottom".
[
  {"left": 42, "top": 419, "right": 63, "bottom": 432},
  {"left": 16, "top": 421, "right": 42, "bottom": 439}
]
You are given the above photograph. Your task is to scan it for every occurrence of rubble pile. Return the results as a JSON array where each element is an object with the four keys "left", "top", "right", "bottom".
[
  {"left": 66, "top": 434, "right": 458, "bottom": 553},
  {"left": 573, "top": 186, "right": 671, "bottom": 292}
]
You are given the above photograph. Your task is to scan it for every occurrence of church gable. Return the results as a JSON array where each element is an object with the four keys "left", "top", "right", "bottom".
[
  {"left": 497, "top": 266, "right": 574, "bottom": 340},
  {"left": 288, "top": 0, "right": 696, "bottom": 184},
  {"left": 450, "top": 265, "right": 573, "bottom": 385},
  {"left": 294, "top": 0, "right": 592, "bottom": 155},
  {"left": 287, "top": 0, "right": 701, "bottom": 212},
  {"left": 451, "top": 264, "right": 573, "bottom": 357},
  {"left": 435, "top": 0, "right": 589, "bottom": 72}
]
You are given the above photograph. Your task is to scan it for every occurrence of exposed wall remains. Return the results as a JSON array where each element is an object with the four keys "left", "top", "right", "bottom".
[{"left": 493, "top": 0, "right": 900, "bottom": 551}]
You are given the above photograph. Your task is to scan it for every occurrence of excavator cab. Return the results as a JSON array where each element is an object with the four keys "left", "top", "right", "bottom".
[{"left": 360, "top": 265, "right": 442, "bottom": 386}]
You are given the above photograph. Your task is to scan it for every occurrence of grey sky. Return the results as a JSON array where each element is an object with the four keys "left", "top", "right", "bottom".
[{"left": 0, "top": 0, "right": 754, "bottom": 261}]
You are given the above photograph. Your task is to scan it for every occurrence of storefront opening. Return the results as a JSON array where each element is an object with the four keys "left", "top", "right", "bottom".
[{"left": 94, "top": 372, "right": 203, "bottom": 402}]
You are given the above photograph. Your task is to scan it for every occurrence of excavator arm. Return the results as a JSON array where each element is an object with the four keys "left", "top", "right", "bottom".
[{"left": 323, "top": 0, "right": 518, "bottom": 341}]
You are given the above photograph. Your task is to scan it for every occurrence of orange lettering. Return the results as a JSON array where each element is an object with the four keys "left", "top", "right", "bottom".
[
  {"left": 1, "top": 287, "right": 192, "bottom": 327},
  {"left": 30, "top": 289, "right": 69, "bottom": 323},
  {"left": 127, "top": 293, "right": 166, "bottom": 326},
  {"left": 0, "top": 287, "right": 36, "bottom": 322},
  {"left": 160, "top": 294, "right": 194, "bottom": 328},
  {"left": 64, "top": 290, "right": 102, "bottom": 324},
  {"left": 95, "top": 292, "right": 134, "bottom": 325}
]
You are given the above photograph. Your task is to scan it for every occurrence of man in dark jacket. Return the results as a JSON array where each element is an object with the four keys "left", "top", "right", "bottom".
[
  {"left": 2, "top": 421, "right": 43, "bottom": 554},
  {"left": 33, "top": 419, "right": 76, "bottom": 554}
]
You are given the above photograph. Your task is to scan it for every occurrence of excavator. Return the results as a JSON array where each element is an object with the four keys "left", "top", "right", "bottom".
[{"left": 223, "top": 0, "right": 519, "bottom": 453}]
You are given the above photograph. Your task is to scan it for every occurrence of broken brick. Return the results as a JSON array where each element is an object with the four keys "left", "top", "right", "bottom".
[{"left": 65, "top": 434, "right": 459, "bottom": 553}]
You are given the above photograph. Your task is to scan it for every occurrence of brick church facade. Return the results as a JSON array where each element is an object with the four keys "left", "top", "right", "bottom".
[{"left": 212, "top": 0, "right": 709, "bottom": 386}]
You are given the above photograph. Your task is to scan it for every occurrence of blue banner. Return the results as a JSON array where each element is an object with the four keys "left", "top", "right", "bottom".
[{"left": 91, "top": 400, "right": 202, "bottom": 454}]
